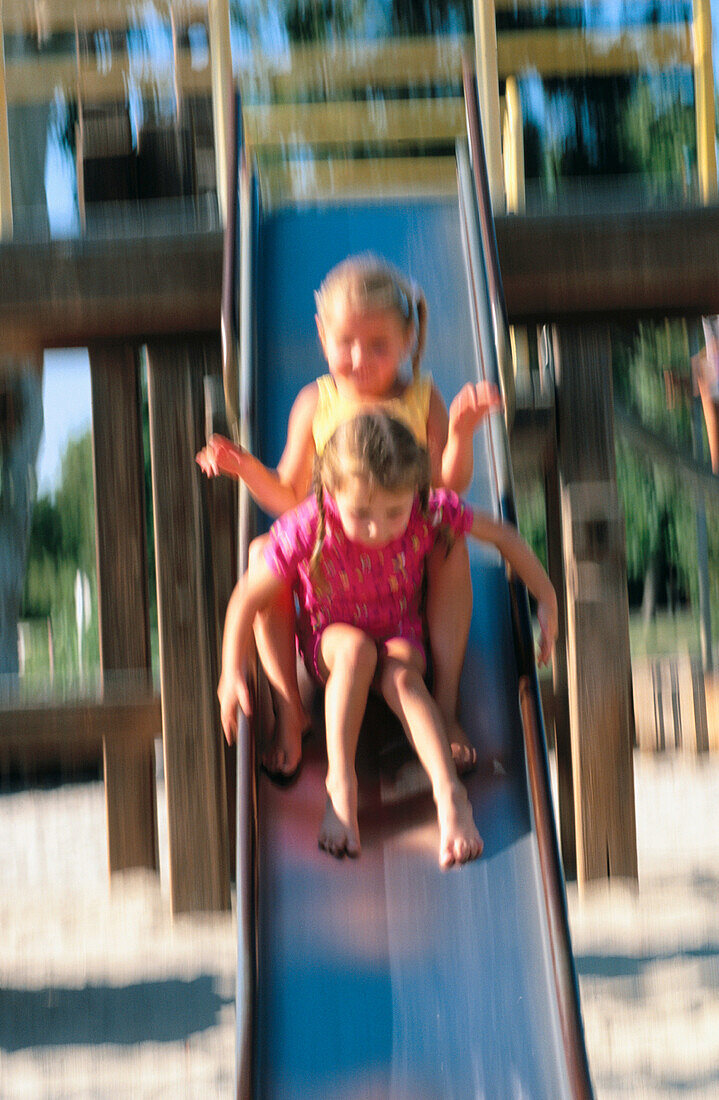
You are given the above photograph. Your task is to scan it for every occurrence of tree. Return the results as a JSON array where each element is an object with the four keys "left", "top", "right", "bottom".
[{"left": 0, "top": 363, "right": 44, "bottom": 674}]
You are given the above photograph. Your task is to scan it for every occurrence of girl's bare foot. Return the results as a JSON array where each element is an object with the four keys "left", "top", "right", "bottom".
[
  {"left": 448, "top": 719, "right": 478, "bottom": 776},
  {"left": 437, "top": 782, "right": 483, "bottom": 870},
  {"left": 262, "top": 699, "right": 310, "bottom": 781},
  {"left": 318, "top": 782, "right": 360, "bottom": 859}
]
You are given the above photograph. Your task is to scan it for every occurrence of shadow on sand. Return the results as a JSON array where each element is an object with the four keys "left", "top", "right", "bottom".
[{"left": 0, "top": 975, "right": 232, "bottom": 1050}]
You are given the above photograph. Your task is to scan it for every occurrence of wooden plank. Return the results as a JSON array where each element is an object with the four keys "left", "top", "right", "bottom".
[
  {"left": 544, "top": 447, "right": 576, "bottom": 880},
  {"left": 1, "top": 0, "right": 206, "bottom": 34},
  {"left": 244, "top": 97, "right": 465, "bottom": 150},
  {"left": 8, "top": 206, "right": 719, "bottom": 350},
  {"left": 494, "top": 205, "right": 719, "bottom": 323},
  {"left": 0, "top": 232, "right": 223, "bottom": 354},
  {"left": 497, "top": 25, "right": 692, "bottom": 79},
  {"left": 90, "top": 343, "right": 158, "bottom": 874},
  {"left": 553, "top": 324, "right": 637, "bottom": 887},
  {"left": 0, "top": 696, "right": 160, "bottom": 753},
  {"left": 146, "top": 336, "right": 230, "bottom": 914},
  {"left": 260, "top": 155, "right": 458, "bottom": 204},
  {"left": 235, "top": 35, "right": 469, "bottom": 96}
]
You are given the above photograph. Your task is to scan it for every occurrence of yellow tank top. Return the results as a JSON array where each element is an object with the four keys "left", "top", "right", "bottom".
[{"left": 312, "top": 373, "right": 432, "bottom": 455}]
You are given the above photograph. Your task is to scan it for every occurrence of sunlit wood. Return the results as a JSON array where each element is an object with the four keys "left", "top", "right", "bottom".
[
  {"left": 0, "top": 0, "right": 208, "bottom": 34},
  {"left": 497, "top": 26, "right": 692, "bottom": 79},
  {"left": 693, "top": 0, "right": 717, "bottom": 201},
  {"left": 261, "top": 155, "right": 457, "bottom": 204},
  {"left": 244, "top": 98, "right": 465, "bottom": 150}
]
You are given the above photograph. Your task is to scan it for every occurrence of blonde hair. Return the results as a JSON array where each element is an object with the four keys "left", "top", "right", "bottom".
[
  {"left": 314, "top": 253, "right": 427, "bottom": 379},
  {"left": 310, "top": 412, "right": 430, "bottom": 576}
]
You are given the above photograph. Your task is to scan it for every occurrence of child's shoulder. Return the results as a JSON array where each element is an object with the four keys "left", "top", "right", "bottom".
[
  {"left": 269, "top": 494, "right": 319, "bottom": 557},
  {"left": 290, "top": 380, "right": 321, "bottom": 416}
]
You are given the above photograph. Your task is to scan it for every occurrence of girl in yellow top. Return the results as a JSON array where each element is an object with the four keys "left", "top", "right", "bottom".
[{"left": 197, "top": 252, "right": 501, "bottom": 780}]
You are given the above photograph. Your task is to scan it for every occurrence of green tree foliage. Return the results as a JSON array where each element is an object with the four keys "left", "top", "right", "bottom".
[
  {"left": 22, "top": 430, "right": 99, "bottom": 684},
  {"left": 621, "top": 74, "right": 696, "bottom": 195},
  {"left": 613, "top": 322, "right": 696, "bottom": 612}
]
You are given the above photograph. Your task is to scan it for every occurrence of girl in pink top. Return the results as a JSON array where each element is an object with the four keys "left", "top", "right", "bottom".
[
  {"left": 218, "top": 413, "right": 557, "bottom": 869},
  {"left": 199, "top": 253, "right": 502, "bottom": 782}
]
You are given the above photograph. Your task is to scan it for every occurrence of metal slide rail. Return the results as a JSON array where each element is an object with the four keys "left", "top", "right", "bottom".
[
  {"left": 224, "top": 92, "right": 258, "bottom": 1100},
  {"left": 460, "top": 65, "right": 594, "bottom": 1100}
]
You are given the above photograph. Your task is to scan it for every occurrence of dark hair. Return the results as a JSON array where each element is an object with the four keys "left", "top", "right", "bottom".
[{"left": 310, "top": 411, "right": 430, "bottom": 575}]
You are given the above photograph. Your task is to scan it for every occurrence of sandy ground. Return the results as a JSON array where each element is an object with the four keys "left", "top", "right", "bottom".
[{"left": 0, "top": 750, "right": 717, "bottom": 1098}]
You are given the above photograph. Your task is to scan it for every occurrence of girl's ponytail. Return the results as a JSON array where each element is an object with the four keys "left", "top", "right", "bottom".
[
  {"left": 411, "top": 289, "right": 428, "bottom": 380},
  {"left": 309, "top": 458, "right": 327, "bottom": 580}
]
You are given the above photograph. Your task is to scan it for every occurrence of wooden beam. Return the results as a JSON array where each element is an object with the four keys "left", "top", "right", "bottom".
[
  {"left": 260, "top": 156, "right": 458, "bottom": 205},
  {"left": 497, "top": 26, "right": 692, "bottom": 79},
  {"left": 0, "top": 232, "right": 223, "bottom": 352},
  {"left": 90, "top": 343, "right": 158, "bottom": 875},
  {"left": 0, "top": 696, "right": 160, "bottom": 756},
  {"left": 553, "top": 324, "right": 637, "bottom": 888},
  {"left": 244, "top": 98, "right": 465, "bottom": 150},
  {"left": 495, "top": 204, "right": 719, "bottom": 323},
  {"left": 146, "top": 336, "right": 230, "bottom": 914},
  {"left": 4, "top": 205, "right": 719, "bottom": 349}
]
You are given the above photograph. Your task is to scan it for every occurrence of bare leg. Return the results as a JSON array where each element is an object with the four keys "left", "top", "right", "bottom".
[
  {"left": 426, "top": 537, "right": 476, "bottom": 773},
  {"left": 316, "top": 625, "right": 378, "bottom": 859},
  {"left": 380, "top": 640, "right": 483, "bottom": 869},
  {"left": 249, "top": 535, "right": 310, "bottom": 778}
]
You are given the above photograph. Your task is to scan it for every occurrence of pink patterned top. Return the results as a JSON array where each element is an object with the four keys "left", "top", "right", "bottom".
[{"left": 264, "top": 489, "right": 473, "bottom": 680}]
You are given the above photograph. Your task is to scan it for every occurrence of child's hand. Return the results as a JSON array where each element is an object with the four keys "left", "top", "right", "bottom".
[
  {"left": 217, "top": 667, "right": 253, "bottom": 745},
  {"left": 196, "top": 434, "right": 245, "bottom": 480},
  {"left": 536, "top": 595, "right": 558, "bottom": 667},
  {"left": 448, "top": 382, "right": 503, "bottom": 437}
]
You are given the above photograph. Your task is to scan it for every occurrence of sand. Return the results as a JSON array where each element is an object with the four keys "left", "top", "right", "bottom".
[{"left": 0, "top": 750, "right": 717, "bottom": 1098}]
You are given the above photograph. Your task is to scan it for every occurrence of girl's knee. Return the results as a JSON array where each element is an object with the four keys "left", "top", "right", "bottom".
[{"left": 327, "top": 628, "right": 378, "bottom": 680}]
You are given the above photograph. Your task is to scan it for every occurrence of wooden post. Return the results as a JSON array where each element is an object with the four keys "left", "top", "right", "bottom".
[
  {"left": 473, "top": 0, "right": 504, "bottom": 210},
  {"left": 544, "top": 446, "right": 576, "bottom": 880},
  {"left": 693, "top": 0, "right": 717, "bottom": 203},
  {"left": 552, "top": 325, "right": 637, "bottom": 887},
  {"left": 0, "top": 19, "right": 12, "bottom": 238},
  {"left": 90, "top": 343, "right": 158, "bottom": 874},
  {"left": 146, "top": 336, "right": 230, "bottom": 914}
]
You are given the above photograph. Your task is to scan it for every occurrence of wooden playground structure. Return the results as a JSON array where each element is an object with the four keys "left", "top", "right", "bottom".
[{"left": 0, "top": 1, "right": 718, "bottom": 913}]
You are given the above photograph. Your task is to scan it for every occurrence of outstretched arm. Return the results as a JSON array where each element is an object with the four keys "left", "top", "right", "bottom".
[
  {"left": 442, "top": 381, "right": 503, "bottom": 491},
  {"left": 196, "top": 383, "right": 318, "bottom": 517},
  {"left": 218, "top": 556, "right": 285, "bottom": 743},
  {"left": 468, "top": 510, "right": 558, "bottom": 666}
]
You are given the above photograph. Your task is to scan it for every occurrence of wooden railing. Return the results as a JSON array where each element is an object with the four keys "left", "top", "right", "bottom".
[{"left": 0, "top": 2, "right": 706, "bottom": 216}]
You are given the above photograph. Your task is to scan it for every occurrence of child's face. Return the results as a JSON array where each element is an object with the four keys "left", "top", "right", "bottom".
[
  {"left": 316, "top": 299, "right": 413, "bottom": 398},
  {"left": 332, "top": 476, "right": 415, "bottom": 548}
]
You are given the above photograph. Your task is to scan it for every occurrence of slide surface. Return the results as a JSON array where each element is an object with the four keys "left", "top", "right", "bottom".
[{"left": 240, "top": 195, "right": 587, "bottom": 1098}]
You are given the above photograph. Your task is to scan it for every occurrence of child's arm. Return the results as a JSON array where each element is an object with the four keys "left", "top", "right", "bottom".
[
  {"left": 426, "top": 382, "right": 502, "bottom": 492},
  {"left": 468, "top": 510, "right": 558, "bottom": 666},
  {"left": 218, "top": 557, "right": 285, "bottom": 743},
  {"left": 196, "top": 383, "right": 319, "bottom": 517},
  {"left": 443, "top": 382, "right": 503, "bottom": 491}
]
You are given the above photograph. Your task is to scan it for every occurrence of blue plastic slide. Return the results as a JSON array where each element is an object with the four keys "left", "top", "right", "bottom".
[{"left": 228, "top": 103, "right": 594, "bottom": 1099}]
